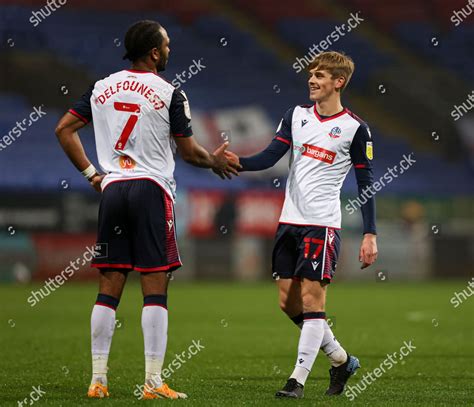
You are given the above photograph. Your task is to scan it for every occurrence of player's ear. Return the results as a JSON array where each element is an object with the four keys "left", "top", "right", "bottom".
[
  {"left": 150, "top": 47, "right": 160, "bottom": 62},
  {"left": 335, "top": 76, "right": 345, "bottom": 92}
]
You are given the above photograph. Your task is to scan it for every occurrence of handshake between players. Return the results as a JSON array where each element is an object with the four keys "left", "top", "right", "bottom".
[{"left": 56, "top": 19, "right": 377, "bottom": 401}]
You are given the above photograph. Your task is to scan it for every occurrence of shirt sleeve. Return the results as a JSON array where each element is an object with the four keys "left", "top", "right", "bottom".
[
  {"left": 68, "top": 85, "right": 94, "bottom": 124},
  {"left": 274, "top": 107, "right": 294, "bottom": 146},
  {"left": 350, "top": 123, "right": 377, "bottom": 235},
  {"left": 239, "top": 138, "right": 290, "bottom": 171},
  {"left": 239, "top": 107, "right": 294, "bottom": 171},
  {"left": 170, "top": 89, "right": 193, "bottom": 137}
]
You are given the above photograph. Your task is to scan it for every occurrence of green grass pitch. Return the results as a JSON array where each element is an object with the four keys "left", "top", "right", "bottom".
[{"left": 1, "top": 281, "right": 473, "bottom": 406}]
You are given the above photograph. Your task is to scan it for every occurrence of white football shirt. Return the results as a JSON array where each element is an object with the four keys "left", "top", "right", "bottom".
[
  {"left": 69, "top": 69, "right": 193, "bottom": 200},
  {"left": 275, "top": 104, "right": 373, "bottom": 229}
]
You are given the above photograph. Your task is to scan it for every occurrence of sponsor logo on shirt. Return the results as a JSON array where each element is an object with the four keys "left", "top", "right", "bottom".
[
  {"left": 301, "top": 144, "right": 336, "bottom": 164},
  {"left": 301, "top": 119, "right": 308, "bottom": 127},
  {"left": 119, "top": 155, "right": 136, "bottom": 170},
  {"left": 293, "top": 143, "right": 306, "bottom": 154},
  {"left": 328, "top": 126, "right": 342, "bottom": 138}
]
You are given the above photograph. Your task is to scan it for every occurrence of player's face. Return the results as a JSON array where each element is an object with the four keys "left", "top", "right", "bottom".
[
  {"left": 308, "top": 68, "right": 344, "bottom": 102},
  {"left": 156, "top": 28, "right": 170, "bottom": 72}
]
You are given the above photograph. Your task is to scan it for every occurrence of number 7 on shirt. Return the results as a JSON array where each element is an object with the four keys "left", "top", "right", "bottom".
[{"left": 113, "top": 101, "right": 141, "bottom": 150}]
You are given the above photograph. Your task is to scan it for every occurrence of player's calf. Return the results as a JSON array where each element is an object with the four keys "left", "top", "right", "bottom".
[{"left": 277, "top": 278, "right": 303, "bottom": 325}]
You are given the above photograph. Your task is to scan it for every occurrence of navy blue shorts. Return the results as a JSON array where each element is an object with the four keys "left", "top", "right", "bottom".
[
  {"left": 272, "top": 224, "right": 341, "bottom": 282},
  {"left": 91, "top": 179, "right": 182, "bottom": 273}
]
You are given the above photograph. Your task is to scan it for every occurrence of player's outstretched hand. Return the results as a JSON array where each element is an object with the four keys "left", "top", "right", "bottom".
[
  {"left": 224, "top": 150, "right": 240, "bottom": 166},
  {"left": 90, "top": 174, "right": 105, "bottom": 193},
  {"left": 212, "top": 142, "right": 242, "bottom": 180},
  {"left": 359, "top": 233, "right": 378, "bottom": 269}
]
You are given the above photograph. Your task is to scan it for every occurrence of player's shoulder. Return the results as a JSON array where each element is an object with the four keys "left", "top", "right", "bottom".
[
  {"left": 281, "top": 104, "right": 312, "bottom": 121},
  {"left": 295, "top": 104, "right": 313, "bottom": 114},
  {"left": 346, "top": 109, "right": 369, "bottom": 129},
  {"left": 94, "top": 70, "right": 124, "bottom": 86},
  {"left": 345, "top": 109, "right": 373, "bottom": 140}
]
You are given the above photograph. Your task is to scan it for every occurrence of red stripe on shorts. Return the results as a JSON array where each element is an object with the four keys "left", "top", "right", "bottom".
[
  {"left": 323, "top": 228, "right": 336, "bottom": 279},
  {"left": 163, "top": 193, "right": 180, "bottom": 265}
]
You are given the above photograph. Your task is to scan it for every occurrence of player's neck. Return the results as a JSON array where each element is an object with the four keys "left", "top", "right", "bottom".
[
  {"left": 315, "top": 98, "right": 344, "bottom": 117},
  {"left": 130, "top": 62, "right": 157, "bottom": 75}
]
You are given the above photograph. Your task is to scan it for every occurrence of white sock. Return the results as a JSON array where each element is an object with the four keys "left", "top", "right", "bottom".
[
  {"left": 290, "top": 319, "right": 325, "bottom": 385},
  {"left": 142, "top": 302, "right": 168, "bottom": 388},
  {"left": 90, "top": 304, "right": 117, "bottom": 385},
  {"left": 320, "top": 320, "right": 347, "bottom": 367},
  {"left": 91, "top": 355, "right": 109, "bottom": 385}
]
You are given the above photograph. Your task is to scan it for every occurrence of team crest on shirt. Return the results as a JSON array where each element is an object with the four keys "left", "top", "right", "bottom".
[
  {"left": 366, "top": 141, "right": 373, "bottom": 160},
  {"left": 328, "top": 126, "right": 342, "bottom": 139}
]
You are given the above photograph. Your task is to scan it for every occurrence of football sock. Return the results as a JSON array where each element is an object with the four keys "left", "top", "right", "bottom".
[
  {"left": 142, "top": 295, "right": 168, "bottom": 388},
  {"left": 290, "top": 312, "right": 347, "bottom": 367},
  {"left": 290, "top": 312, "right": 326, "bottom": 386},
  {"left": 320, "top": 320, "right": 348, "bottom": 367},
  {"left": 90, "top": 293, "right": 120, "bottom": 386}
]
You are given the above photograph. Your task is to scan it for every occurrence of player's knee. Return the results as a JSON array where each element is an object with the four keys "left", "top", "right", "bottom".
[
  {"left": 99, "top": 270, "right": 127, "bottom": 299},
  {"left": 140, "top": 272, "right": 168, "bottom": 297}
]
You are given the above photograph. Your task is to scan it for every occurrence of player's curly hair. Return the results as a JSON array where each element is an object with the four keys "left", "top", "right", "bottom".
[
  {"left": 123, "top": 20, "right": 164, "bottom": 61},
  {"left": 308, "top": 51, "right": 355, "bottom": 92}
]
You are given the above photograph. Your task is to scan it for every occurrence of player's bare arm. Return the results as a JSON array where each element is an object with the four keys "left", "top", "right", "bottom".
[
  {"left": 55, "top": 112, "right": 103, "bottom": 192},
  {"left": 174, "top": 137, "right": 241, "bottom": 180}
]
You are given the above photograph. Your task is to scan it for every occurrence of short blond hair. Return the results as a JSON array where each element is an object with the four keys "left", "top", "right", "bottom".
[{"left": 308, "top": 51, "right": 355, "bottom": 92}]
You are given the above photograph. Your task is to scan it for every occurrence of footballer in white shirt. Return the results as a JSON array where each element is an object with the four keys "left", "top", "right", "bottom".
[
  {"left": 226, "top": 51, "right": 378, "bottom": 399},
  {"left": 55, "top": 20, "right": 240, "bottom": 400}
]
